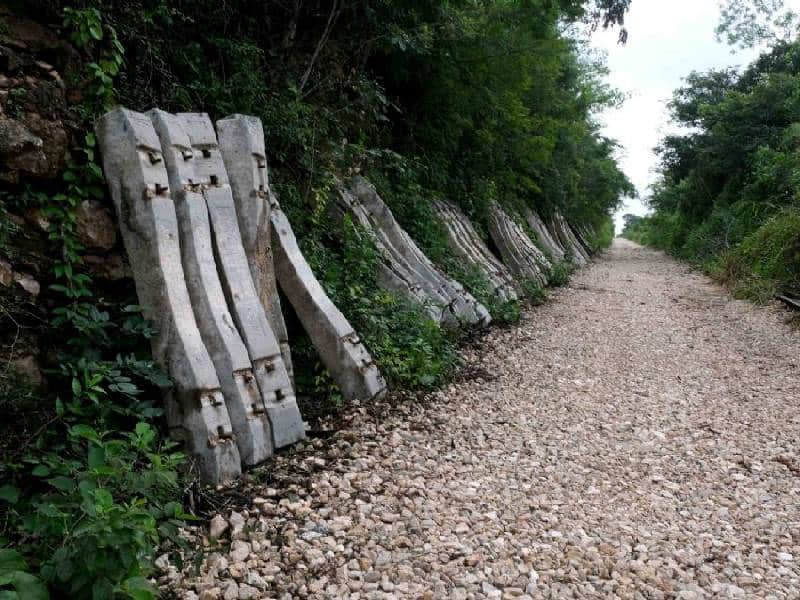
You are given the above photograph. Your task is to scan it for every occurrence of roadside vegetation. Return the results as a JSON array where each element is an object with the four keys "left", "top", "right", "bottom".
[
  {"left": 622, "top": 0, "right": 800, "bottom": 303},
  {"left": 622, "top": 39, "right": 800, "bottom": 301}
]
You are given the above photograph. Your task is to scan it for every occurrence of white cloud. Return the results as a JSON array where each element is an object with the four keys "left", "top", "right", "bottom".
[{"left": 590, "top": 0, "right": 777, "bottom": 233}]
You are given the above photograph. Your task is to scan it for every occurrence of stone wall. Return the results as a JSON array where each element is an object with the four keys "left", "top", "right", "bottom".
[{"left": 0, "top": 8, "right": 125, "bottom": 389}]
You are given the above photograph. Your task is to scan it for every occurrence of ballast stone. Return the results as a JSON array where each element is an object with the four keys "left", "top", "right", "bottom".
[
  {"left": 148, "top": 109, "right": 273, "bottom": 465},
  {"left": 216, "top": 114, "right": 386, "bottom": 402},
  {"left": 177, "top": 112, "right": 304, "bottom": 449},
  {"left": 432, "top": 199, "right": 519, "bottom": 303},
  {"left": 95, "top": 107, "right": 241, "bottom": 484}
]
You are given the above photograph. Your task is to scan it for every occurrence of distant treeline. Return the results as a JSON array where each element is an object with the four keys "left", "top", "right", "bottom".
[{"left": 622, "top": 40, "right": 800, "bottom": 301}]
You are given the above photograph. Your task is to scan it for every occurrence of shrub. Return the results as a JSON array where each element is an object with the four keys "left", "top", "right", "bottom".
[
  {"left": 520, "top": 278, "right": 548, "bottom": 305},
  {"left": 587, "top": 216, "right": 615, "bottom": 250},
  {"left": 547, "top": 261, "right": 574, "bottom": 287},
  {"left": 713, "top": 207, "right": 800, "bottom": 301}
]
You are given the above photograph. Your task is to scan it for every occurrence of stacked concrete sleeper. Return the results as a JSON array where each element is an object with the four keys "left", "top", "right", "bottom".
[
  {"left": 97, "top": 108, "right": 393, "bottom": 482},
  {"left": 487, "top": 202, "right": 551, "bottom": 287},
  {"left": 432, "top": 199, "right": 519, "bottom": 303},
  {"left": 216, "top": 115, "right": 387, "bottom": 403},
  {"left": 338, "top": 177, "right": 491, "bottom": 328},
  {"left": 95, "top": 108, "right": 242, "bottom": 484}
]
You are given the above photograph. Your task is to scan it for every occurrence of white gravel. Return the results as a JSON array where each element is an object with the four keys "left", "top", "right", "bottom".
[{"left": 167, "top": 238, "right": 800, "bottom": 599}]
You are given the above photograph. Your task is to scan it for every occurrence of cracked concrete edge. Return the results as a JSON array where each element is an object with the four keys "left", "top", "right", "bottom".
[
  {"left": 215, "top": 115, "right": 294, "bottom": 383},
  {"left": 95, "top": 107, "right": 241, "bottom": 484},
  {"left": 177, "top": 112, "right": 305, "bottom": 449},
  {"left": 148, "top": 109, "right": 274, "bottom": 465}
]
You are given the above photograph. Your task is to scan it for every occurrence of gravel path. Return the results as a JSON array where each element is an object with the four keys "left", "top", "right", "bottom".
[{"left": 170, "top": 239, "right": 800, "bottom": 599}]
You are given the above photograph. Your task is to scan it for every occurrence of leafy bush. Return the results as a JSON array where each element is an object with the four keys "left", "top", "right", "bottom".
[
  {"left": 631, "top": 40, "right": 800, "bottom": 304},
  {"left": 4, "top": 423, "right": 185, "bottom": 599},
  {"left": 711, "top": 207, "right": 800, "bottom": 301},
  {"left": 547, "top": 261, "right": 575, "bottom": 287},
  {"left": 0, "top": 548, "right": 48, "bottom": 599},
  {"left": 520, "top": 279, "right": 548, "bottom": 305},
  {"left": 302, "top": 214, "right": 459, "bottom": 389},
  {"left": 587, "top": 216, "right": 615, "bottom": 250}
]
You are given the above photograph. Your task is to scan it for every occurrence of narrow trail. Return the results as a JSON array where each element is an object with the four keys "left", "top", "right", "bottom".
[{"left": 174, "top": 239, "right": 800, "bottom": 599}]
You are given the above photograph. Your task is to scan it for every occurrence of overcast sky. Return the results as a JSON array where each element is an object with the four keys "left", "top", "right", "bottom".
[{"left": 590, "top": 0, "right": 767, "bottom": 233}]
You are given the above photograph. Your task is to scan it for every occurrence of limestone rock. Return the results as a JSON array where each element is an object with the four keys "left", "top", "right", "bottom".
[
  {"left": 75, "top": 199, "right": 117, "bottom": 251},
  {"left": 13, "top": 272, "right": 40, "bottom": 296},
  {"left": 209, "top": 515, "right": 229, "bottom": 541},
  {"left": 0, "top": 118, "right": 47, "bottom": 182},
  {"left": 0, "top": 259, "right": 12, "bottom": 286},
  {"left": 83, "top": 253, "right": 130, "bottom": 281},
  {"left": 11, "top": 354, "right": 43, "bottom": 387}
]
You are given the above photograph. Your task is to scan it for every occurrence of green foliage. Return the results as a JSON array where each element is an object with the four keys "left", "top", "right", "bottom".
[
  {"left": 1, "top": 7, "right": 187, "bottom": 599},
  {"left": 520, "top": 279, "right": 548, "bottom": 306},
  {"left": 62, "top": 7, "right": 124, "bottom": 116},
  {"left": 712, "top": 207, "right": 800, "bottom": 301},
  {"left": 547, "top": 261, "right": 575, "bottom": 287},
  {"left": 0, "top": 548, "right": 48, "bottom": 600},
  {"left": 637, "top": 39, "right": 800, "bottom": 302},
  {"left": 4, "top": 423, "right": 184, "bottom": 599},
  {"left": 586, "top": 216, "right": 615, "bottom": 251},
  {"left": 300, "top": 210, "right": 458, "bottom": 389}
]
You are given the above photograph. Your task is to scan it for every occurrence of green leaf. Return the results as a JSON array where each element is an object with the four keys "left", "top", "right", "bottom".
[
  {"left": 47, "top": 476, "right": 76, "bottom": 492},
  {"left": 0, "top": 550, "right": 27, "bottom": 579},
  {"left": 93, "top": 488, "right": 113, "bottom": 510},
  {"left": 10, "top": 572, "right": 48, "bottom": 600},
  {"left": 69, "top": 424, "right": 99, "bottom": 442},
  {"left": 87, "top": 445, "right": 105, "bottom": 469},
  {"left": 31, "top": 465, "right": 50, "bottom": 477},
  {"left": 89, "top": 23, "right": 103, "bottom": 41},
  {"left": 0, "top": 485, "right": 20, "bottom": 504}
]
